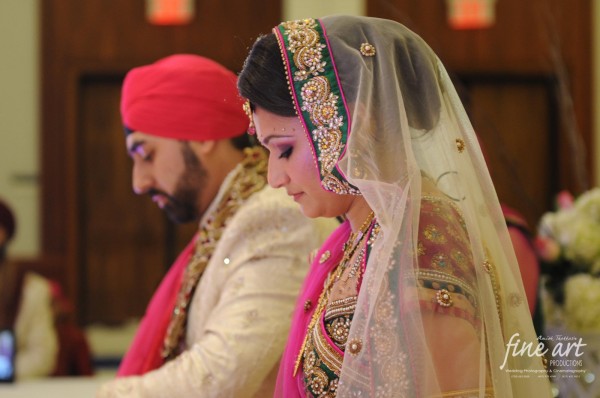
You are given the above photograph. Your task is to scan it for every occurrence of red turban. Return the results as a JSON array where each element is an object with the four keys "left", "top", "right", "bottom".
[{"left": 121, "top": 54, "right": 248, "bottom": 141}]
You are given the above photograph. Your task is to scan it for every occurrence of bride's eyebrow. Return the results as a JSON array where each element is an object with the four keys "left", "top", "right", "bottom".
[{"left": 261, "top": 134, "right": 293, "bottom": 146}]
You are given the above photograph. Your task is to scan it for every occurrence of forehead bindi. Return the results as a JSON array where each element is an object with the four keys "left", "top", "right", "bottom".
[{"left": 254, "top": 108, "right": 302, "bottom": 139}]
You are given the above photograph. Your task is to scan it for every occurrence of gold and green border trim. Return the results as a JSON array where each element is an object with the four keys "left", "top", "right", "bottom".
[{"left": 274, "top": 18, "right": 360, "bottom": 195}]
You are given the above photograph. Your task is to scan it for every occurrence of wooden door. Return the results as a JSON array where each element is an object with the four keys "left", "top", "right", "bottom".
[
  {"left": 455, "top": 75, "right": 559, "bottom": 228},
  {"left": 78, "top": 75, "right": 199, "bottom": 324}
]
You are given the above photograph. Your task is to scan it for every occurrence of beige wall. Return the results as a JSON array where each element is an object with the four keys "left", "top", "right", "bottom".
[
  {"left": 0, "top": 0, "right": 39, "bottom": 258},
  {"left": 283, "top": 0, "right": 365, "bottom": 20}
]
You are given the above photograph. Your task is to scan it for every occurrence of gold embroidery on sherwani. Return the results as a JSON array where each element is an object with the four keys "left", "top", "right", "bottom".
[{"left": 161, "top": 147, "right": 267, "bottom": 361}]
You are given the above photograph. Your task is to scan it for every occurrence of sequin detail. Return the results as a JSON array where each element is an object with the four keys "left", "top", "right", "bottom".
[
  {"left": 482, "top": 259, "right": 493, "bottom": 273},
  {"left": 304, "top": 300, "right": 313, "bottom": 312},
  {"left": 483, "top": 250, "right": 503, "bottom": 326},
  {"left": 436, "top": 288, "right": 454, "bottom": 307},
  {"left": 359, "top": 42, "right": 376, "bottom": 57},
  {"left": 347, "top": 338, "right": 362, "bottom": 355},
  {"left": 319, "top": 250, "right": 331, "bottom": 264},
  {"left": 424, "top": 224, "right": 447, "bottom": 244}
]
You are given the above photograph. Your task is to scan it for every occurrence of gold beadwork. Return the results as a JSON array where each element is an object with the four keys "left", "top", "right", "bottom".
[
  {"left": 424, "top": 224, "right": 447, "bottom": 244},
  {"left": 431, "top": 253, "right": 449, "bottom": 269},
  {"left": 304, "top": 300, "right": 312, "bottom": 312},
  {"left": 277, "top": 19, "right": 359, "bottom": 195},
  {"left": 328, "top": 316, "right": 351, "bottom": 345},
  {"left": 359, "top": 42, "right": 376, "bottom": 57},
  {"left": 341, "top": 212, "right": 375, "bottom": 266},
  {"left": 293, "top": 211, "right": 376, "bottom": 376},
  {"left": 455, "top": 138, "right": 465, "bottom": 153},
  {"left": 436, "top": 288, "right": 453, "bottom": 307},
  {"left": 483, "top": 250, "right": 503, "bottom": 327},
  {"left": 482, "top": 259, "right": 492, "bottom": 273},
  {"left": 347, "top": 338, "right": 363, "bottom": 355},
  {"left": 281, "top": 19, "right": 326, "bottom": 82},
  {"left": 324, "top": 296, "right": 357, "bottom": 321},
  {"left": 416, "top": 269, "right": 478, "bottom": 310},
  {"left": 242, "top": 100, "right": 256, "bottom": 135},
  {"left": 319, "top": 250, "right": 331, "bottom": 264},
  {"left": 417, "top": 241, "right": 426, "bottom": 256},
  {"left": 162, "top": 147, "right": 268, "bottom": 361}
]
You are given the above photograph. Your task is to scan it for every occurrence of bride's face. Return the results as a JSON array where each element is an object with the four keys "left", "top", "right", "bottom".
[{"left": 253, "top": 106, "right": 353, "bottom": 218}]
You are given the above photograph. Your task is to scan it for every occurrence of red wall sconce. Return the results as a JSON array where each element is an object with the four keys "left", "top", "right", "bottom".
[
  {"left": 146, "top": 0, "right": 195, "bottom": 26},
  {"left": 446, "top": 0, "right": 497, "bottom": 29}
]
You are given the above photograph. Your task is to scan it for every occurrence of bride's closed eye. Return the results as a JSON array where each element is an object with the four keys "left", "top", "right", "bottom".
[{"left": 279, "top": 146, "right": 293, "bottom": 159}]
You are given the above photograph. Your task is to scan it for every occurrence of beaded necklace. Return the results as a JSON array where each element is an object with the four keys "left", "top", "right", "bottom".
[{"left": 293, "top": 210, "right": 375, "bottom": 376}]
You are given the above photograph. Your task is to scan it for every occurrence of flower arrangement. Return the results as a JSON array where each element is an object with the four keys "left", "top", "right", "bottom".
[{"left": 535, "top": 188, "right": 600, "bottom": 332}]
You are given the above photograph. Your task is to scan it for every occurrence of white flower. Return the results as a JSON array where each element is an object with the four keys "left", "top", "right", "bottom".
[
  {"left": 537, "top": 188, "right": 600, "bottom": 272},
  {"left": 564, "top": 274, "right": 600, "bottom": 332},
  {"left": 563, "top": 219, "right": 600, "bottom": 270},
  {"left": 574, "top": 188, "right": 600, "bottom": 221},
  {"left": 538, "top": 188, "right": 600, "bottom": 332}
]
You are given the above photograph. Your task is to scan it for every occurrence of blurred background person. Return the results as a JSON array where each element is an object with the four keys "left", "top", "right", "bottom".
[
  {"left": 0, "top": 198, "right": 58, "bottom": 379},
  {"left": 49, "top": 280, "right": 94, "bottom": 377}
]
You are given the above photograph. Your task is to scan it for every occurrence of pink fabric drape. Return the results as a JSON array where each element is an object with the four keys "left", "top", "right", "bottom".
[
  {"left": 275, "top": 221, "right": 351, "bottom": 397},
  {"left": 117, "top": 235, "right": 197, "bottom": 376},
  {"left": 501, "top": 204, "right": 540, "bottom": 314}
]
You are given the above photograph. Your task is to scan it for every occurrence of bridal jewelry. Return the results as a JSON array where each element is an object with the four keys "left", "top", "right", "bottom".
[{"left": 293, "top": 211, "right": 375, "bottom": 376}]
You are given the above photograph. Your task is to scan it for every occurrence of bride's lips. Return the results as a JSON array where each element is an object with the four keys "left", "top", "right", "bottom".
[{"left": 289, "top": 192, "right": 303, "bottom": 201}]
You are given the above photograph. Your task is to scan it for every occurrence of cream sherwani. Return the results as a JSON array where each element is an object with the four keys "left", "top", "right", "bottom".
[
  {"left": 15, "top": 272, "right": 59, "bottom": 379},
  {"left": 97, "top": 164, "right": 337, "bottom": 397}
]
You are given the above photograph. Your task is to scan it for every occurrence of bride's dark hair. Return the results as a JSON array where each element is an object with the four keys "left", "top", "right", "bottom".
[{"left": 237, "top": 34, "right": 296, "bottom": 117}]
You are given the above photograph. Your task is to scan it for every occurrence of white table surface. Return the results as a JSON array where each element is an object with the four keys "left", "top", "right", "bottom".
[{"left": 0, "top": 370, "right": 115, "bottom": 397}]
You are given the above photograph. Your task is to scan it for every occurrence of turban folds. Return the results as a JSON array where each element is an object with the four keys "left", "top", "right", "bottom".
[{"left": 121, "top": 54, "right": 248, "bottom": 141}]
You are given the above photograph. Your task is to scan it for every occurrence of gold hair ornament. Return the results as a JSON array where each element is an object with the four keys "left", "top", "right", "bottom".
[{"left": 243, "top": 100, "right": 256, "bottom": 135}]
